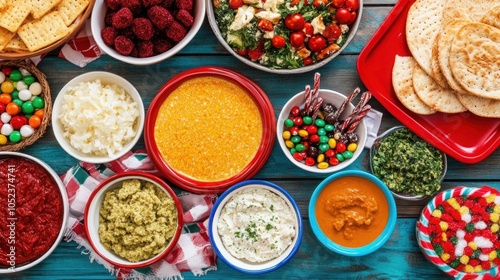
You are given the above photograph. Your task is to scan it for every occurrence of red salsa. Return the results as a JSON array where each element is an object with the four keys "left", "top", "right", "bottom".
[{"left": 0, "top": 157, "right": 64, "bottom": 267}]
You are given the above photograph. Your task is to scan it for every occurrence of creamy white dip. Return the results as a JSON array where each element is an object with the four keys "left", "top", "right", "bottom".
[{"left": 217, "top": 187, "right": 296, "bottom": 263}]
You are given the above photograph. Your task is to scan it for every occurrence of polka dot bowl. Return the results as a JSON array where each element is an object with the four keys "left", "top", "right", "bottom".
[{"left": 416, "top": 186, "right": 500, "bottom": 279}]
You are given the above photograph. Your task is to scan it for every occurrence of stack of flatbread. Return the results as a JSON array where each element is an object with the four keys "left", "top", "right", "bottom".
[{"left": 392, "top": 0, "right": 500, "bottom": 118}]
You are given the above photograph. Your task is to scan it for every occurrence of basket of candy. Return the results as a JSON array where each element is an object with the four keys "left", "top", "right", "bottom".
[{"left": 0, "top": 60, "right": 51, "bottom": 151}]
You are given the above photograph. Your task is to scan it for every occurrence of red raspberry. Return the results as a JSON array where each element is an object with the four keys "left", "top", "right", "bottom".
[
  {"left": 176, "top": 9, "right": 193, "bottom": 27},
  {"left": 112, "top": 7, "right": 133, "bottom": 29},
  {"left": 137, "top": 40, "right": 154, "bottom": 57},
  {"left": 147, "top": 5, "right": 174, "bottom": 30},
  {"left": 104, "top": 0, "right": 121, "bottom": 10},
  {"left": 114, "top": 35, "right": 135, "bottom": 55},
  {"left": 101, "top": 27, "right": 117, "bottom": 46},
  {"left": 175, "top": 0, "right": 192, "bottom": 10},
  {"left": 165, "top": 21, "right": 187, "bottom": 42},
  {"left": 132, "top": 18, "right": 154, "bottom": 40},
  {"left": 142, "top": 0, "right": 163, "bottom": 7}
]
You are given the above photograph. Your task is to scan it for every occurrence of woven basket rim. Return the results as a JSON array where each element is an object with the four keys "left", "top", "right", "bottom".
[{"left": 0, "top": 60, "right": 51, "bottom": 151}]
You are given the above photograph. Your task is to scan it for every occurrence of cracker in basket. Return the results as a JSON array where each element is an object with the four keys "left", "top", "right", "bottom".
[
  {"left": 0, "top": 0, "right": 6, "bottom": 10},
  {"left": 449, "top": 22, "right": 500, "bottom": 100},
  {"left": 412, "top": 63, "right": 466, "bottom": 113},
  {"left": 4, "top": 34, "right": 28, "bottom": 52},
  {"left": 0, "top": 27, "right": 15, "bottom": 51},
  {"left": 405, "top": 0, "right": 446, "bottom": 76},
  {"left": 392, "top": 55, "right": 436, "bottom": 115},
  {"left": 56, "top": 0, "right": 90, "bottom": 26},
  {"left": 17, "top": 11, "right": 71, "bottom": 52},
  {"left": 0, "top": 3, "right": 31, "bottom": 33},
  {"left": 30, "top": 0, "right": 62, "bottom": 19}
]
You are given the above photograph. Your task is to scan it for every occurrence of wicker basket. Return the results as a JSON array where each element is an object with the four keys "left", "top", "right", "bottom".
[{"left": 0, "top": 60, "right": 51, "bottom": 151}]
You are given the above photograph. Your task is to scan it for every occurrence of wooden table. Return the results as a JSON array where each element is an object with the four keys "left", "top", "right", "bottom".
[{"left": 9, "top": 0, "right": 500, "bottom": 278}]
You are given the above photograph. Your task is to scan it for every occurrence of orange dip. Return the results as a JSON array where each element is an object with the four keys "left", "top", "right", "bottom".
[
  {"left": 154, "top": 76, "right": 263, "bottom": 182},
  {"left": 315, "top": 176, "right": 389, "bottom": 247}
]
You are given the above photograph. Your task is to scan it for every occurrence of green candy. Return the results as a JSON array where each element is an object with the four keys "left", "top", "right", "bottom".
[
  {"left": 11, "top": 90, "right": 19, "bottom": 99},
  {"left": 32, "top": 96, "right": 44, "bottom": 109},
  {"left": 22, "top": 101, "right": 34, "bottom": 114},
  {"left": 314, "top": 119, "right": 325, "bottom": 127},
  {"left": 342, "top": 150, "right": 353, "bottom": 159},
  {"left": 336, "top": 153, "right": 345, "bottom": 162},
  {"left": 295, "top": 144, "right": 305, "bottom": 152},
  {"left": 23, "top": 75, "right": 35, "bottom": 85},
  {"left": 9, "top": 70, "right": 22, "bottom": 81},
  {"left": 12, "top": 98, "right": 23, "bottom": 107},
  {"left": 284, "top": 119, "right": 294, "bottom": 128},
  {"left": 290, "top": 135, "right": 301, "bottom": 144},
  {"left": 465, "top": 223, "right": 475, "bottom": 232},
  {"left": 9, "top": 131, "right": 21, "bottom": 143},
  {"left": 432, "top": 243, "right": 444, "bottom": 256},
  {"left": 317, "top": 128, "right": 326, "bottom": 136},
  {"left": 289, "top": 148, "right": 296, "bottom": 154},
  {"left": 319, "top": 143, "right": 329, "bottom": 152},
  {"left": 319, "top": 135, "right": 329, "bottom": 144},
  {"left": 303, "top": 116, "right": 313, "bottom": 125},
  {"left": 324, "top": 124, "right": 334, "bottom": 131}
]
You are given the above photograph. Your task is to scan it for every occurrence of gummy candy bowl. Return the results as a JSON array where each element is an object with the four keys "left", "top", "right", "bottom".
[
  {"left": 91, "top": 0, "right": 205, "bottom": 65},
  {"left": 0, "top": 60, "right": 51, "bottom": 151},
  {"left": 416, "top": 186, "right": 500, "bottom": 279}
]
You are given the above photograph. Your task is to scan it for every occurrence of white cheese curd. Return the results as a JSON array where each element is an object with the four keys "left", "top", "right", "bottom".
[
  {"left": 255, "top": 11, "right": 281, "bottom": 24},
  {"left": 217, "top": 187, "right": 296, "bottom": 263},
  {"left": 229, "top": 6, "right": 255, "bottom": 31},
  {"left": 311, "top": 15, "right": 325, "bottom": 34},
  {"left": 58, "top": 79, "right": 139, "bottom": 157}
]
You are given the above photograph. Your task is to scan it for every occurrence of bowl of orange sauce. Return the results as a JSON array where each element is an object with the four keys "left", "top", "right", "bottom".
[
  {"left": 308, "top": 170, "right": 397, "bottom": 256},
  {"left": 144, "top": 66, "right": 275, "bottom": 194}
]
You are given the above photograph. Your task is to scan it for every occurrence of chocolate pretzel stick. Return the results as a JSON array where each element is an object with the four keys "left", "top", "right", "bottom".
[
  {"left": 346, "top": 104, "right": 371, "bottom": 133},
  {"left": 334, "top": 87, "right": 360, "bottom": 120}
]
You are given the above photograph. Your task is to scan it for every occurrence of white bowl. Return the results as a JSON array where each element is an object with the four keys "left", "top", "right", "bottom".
[
  {"left": 91, "top": 0, "right": 205, "bottom": 65},
  {"left": 84, "top": 171, "right": 183, "bottom": 269},
  {"left": 0, "top": 152, "right": 69, "bottom": 274},
  {"left": 52, "top": 71, "right": 144, "bottom": 164},
  {"left": 206, "top": 0, "right": 363, "bottom": 74},
  {"left": 277, "top": 89, "right": 367, "bottom": 173},
  {"left": 208, "top": 180, "right": 303, "bottom": 274}
]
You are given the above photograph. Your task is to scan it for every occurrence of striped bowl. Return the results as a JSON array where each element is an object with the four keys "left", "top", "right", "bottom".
[{"left": 416, "top": 186, "right": 500, "bottom": 279}]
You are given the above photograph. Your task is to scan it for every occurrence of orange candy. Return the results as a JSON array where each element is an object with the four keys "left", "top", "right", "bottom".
[
  {"left": 6, "top": 102, "right": 20, "bottom": 115},
  {"left": 34, "top": 109, "right": 44, "bottom": 119},
  {"left": 0, "top": 93, "right": 11, "bottom": 104},
  {"left": 29, "top": 115, "right": 41, "bottom": 128}
]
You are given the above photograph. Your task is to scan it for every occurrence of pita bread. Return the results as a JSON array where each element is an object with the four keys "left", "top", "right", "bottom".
[
  {"left": 449, "top": 22, "right": 500, "bottom": 100},
  {"left": 456, "top": 92, "right": 500, "bottom": 118},
  {"left": 406, "top": 0, "right": 446, "bottom": 76},
  {"left": 392, "top": 55, "right": 436, "bottom": 115},
  {"left": 430, "top": 34, "right": 449, "bottom": 88},
  {"left": 437, "top": 19, "right": 471, "bottom": 93},
  {"left": 413, "top": 63, "right": 467, "bottom": 113}
]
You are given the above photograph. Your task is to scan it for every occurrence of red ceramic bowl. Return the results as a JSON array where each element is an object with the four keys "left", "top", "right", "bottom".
[
  {"left": 145, "top": 66, "right": 275, "bottom": 194},
  {"left": 84, "top": 171, "right": 183, "bottom": 269}
]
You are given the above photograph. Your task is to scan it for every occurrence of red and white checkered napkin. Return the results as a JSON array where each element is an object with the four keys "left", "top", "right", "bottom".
[
  {"left": 61, "top": 149, "right": 218, "bottom": 279},
  {"left": 57, "top": 19, "right": 102, "bottom": 67}
]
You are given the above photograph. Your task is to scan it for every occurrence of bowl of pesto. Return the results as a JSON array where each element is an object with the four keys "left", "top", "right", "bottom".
[{"left": 369, "top": 126, "right": 447, "bottom": 201}]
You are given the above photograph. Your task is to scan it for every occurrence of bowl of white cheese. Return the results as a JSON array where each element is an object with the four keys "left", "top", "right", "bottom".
[
  {"left": 52, "top": 71, "right": 144, "bottom": 164},
  {"left": 208, "top": 180, "right": 303, "bottom": 274}
]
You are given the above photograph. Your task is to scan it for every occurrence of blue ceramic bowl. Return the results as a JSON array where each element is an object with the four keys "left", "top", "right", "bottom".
[
  {"left": 208, "top": 180, "right": 303, "bottom": 274},
  {"left": 309, "top": 170, "right": 397, "bottom": 256}
]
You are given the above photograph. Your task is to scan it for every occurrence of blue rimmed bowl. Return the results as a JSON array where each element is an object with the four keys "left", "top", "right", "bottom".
[
  {"left": 309, "top": 170, "right": 397, "bottom": 256},
  {"left": 208, "top": 180, "right": 303, "bottom": 274}
]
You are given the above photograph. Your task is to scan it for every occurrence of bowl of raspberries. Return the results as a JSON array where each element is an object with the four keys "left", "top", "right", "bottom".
[{"left": 91, "top": 0, "right": 205, "bottom": 65}]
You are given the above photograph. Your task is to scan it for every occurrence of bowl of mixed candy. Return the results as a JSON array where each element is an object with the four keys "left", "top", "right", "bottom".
[
  {"left": 207, "top": 0, "right": 363, "bottom": 73},
  {"left": 277, "top": 73, "right": 368, "bottom": 173},
  {"left": 417, "top": 186, "right": 500, "bottom": 279}
]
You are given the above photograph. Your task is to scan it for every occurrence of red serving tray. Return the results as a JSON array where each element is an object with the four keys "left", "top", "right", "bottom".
[{"left": 356, "top": 0, "right": 500, "bottom": 164}]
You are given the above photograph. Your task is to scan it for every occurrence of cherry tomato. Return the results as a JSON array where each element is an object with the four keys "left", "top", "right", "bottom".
[
  {"left": 346, "top": 10, "right": 357, "bottom": 25},
  {"left": 229, "top": 0, "right": 243, "bottom": 9},
  {"left": 331, "top": 0, "right": 345, "bottom": 8},
  {"left": 272, "top": 35, "right": 286, "bottom": 48},
  {"left": 285, "top": 14, "right": 305, "bottom": 31},
  {"left": 289, "top": 32, "right": 305, "bottom": 48},
  {"left": 312, "top": 0, "right": 328, "bottom": 7},
  {"left": 257, "top": 18, "right": 273, "bottom": 31},
  {"left": 322, "top": 24, "right": 342, "bottom": 43},
  {"left": 308, "top": 35, "right": 327, "bottom": 52},
  {"left": 345, "top": 0, "right": 359, "bottom": 11},
  {"left": 303, "top": 57, "right": 313, "bottom": 66},
  {"left": 291, "top": 0, "right": 302, "bottom": 6},
  {"left": 302, "top": 22, "right": 314, "bottom": 37},
  {"left": 236, "top": 48, "right": 247, "bottom": 56},
  {"left": 247, "top": 41, "right": 264, "bottom": 60},
  {"left": 335, "top": 8, "right": 352, "bottom": 24}
]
